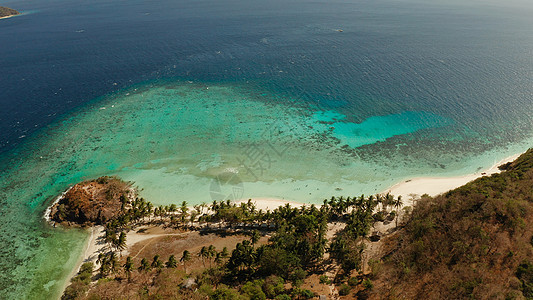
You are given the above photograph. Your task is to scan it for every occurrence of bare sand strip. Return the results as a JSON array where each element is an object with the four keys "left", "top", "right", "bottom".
[
  {"left": 235, "top": 197, "right": 305, "bottom": 211},
  {"left": 0, "top": 14, "right": 20, "bottom": 20},
  {"left": 385, "top": 153, "right": 523, "bottom": 205}
]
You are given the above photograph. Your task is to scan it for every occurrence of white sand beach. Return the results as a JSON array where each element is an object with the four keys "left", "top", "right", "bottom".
[
  {"left": 385, "top": 153, "right": 522, "bottom": 205},
  {"left": 235, "top": 197, "right": 305, "bottom": 211},
  {"left": 0, "top": 14, "right": 18, "bottom": 20}
]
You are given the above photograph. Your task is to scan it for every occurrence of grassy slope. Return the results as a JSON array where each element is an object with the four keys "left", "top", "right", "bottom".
[{"left": 370, "top": 149, "right": 533, "bottom": 299}]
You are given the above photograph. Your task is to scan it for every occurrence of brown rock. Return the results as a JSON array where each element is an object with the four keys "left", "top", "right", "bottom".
[{"left": 50, "top": 177, "right": 133, "bottom": 227}]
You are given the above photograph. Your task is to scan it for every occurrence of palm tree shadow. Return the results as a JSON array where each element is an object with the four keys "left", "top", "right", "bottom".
[{"left": 198, "top": 227, "right": 242, "bottom": 237}]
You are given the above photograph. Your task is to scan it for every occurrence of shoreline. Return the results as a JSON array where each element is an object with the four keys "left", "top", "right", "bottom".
[
  {"left": 43, "top": 187, "right": 73, "bottom": 222},
  {"left": 384, "top": 152, "right": 523, "bottom": 206},
  {"left": 58, "top": 226, "right": 103, "bottom": 297},
  {"left": 0, "top": 14, "right": 19, "bottom": 20},
  {"left": 57, "top": 150, "right": 526, "bottom": 297},
  {"left": 234, "top": 197, "right": 305, "bottom": 211}
]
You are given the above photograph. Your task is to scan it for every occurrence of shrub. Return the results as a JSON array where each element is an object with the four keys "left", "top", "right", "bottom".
[
  {"left": 319, "top": 275, "right": 331, "bottom": 285},
  {"left": 241, "top": 280, "right": 266, "bottom": 300},
  {"left": 363, "top": 279, "right": 373, "bottom": 289},
  {"left": 289, "top": 268, "right": 307, "bottom": 287},
  {"left": 62, "top": 281, "right": 89, "bottom": 300},
  {"left": 348, "top": 276, "right": 360, "bottom": 287},
  {"left": 300, "top": 289, "right": 315, "bottom": 299},
  {"left": 62, "top": 262, "right": 95, "bottom": 300},
  {"left": 263, "top": 275, "right": 285, "bottom": 298},
  {"left": 258, "top": 247, "right": 300, "bottom": 279},
  {"left": 197, "top": 283, "right": 214, "bottom": 298},
  {"left": 275, "top": 295, "right": 291, "bottom": 300},
  {"left": 211, "top": 285, "right": 245, "bottom": 300},
  {"left": 74, "top": 262, "right": 94, "bottom": 284},
  {"left": 339, "top": 284, "right": 351, "bottom": 296}
]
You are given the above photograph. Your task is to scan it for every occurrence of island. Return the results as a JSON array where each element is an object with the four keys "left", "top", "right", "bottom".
[
  {"left": 0, "top": 6, "right": 20, "bottom": 19},
  {"left": 53, "top": 149, "right": 533, "bottom": 299},
  {"left": 49, "top": 176, "right": 133, "bottom": 227}
]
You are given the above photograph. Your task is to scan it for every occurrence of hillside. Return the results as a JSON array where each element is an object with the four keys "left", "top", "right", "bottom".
[
  {"left": 0, "top": 6, "right": 20, "bottom": 18},
  {"left": 370, "top": 149, "right": 533, "bottom": 299}
]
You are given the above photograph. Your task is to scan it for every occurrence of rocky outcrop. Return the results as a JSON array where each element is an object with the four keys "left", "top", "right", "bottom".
[
  {"left": 50, "top": 177, "right": 133, "bottom": 227},
  {"left": 0, "top": 7, "right": 20, "bottom": 18}
]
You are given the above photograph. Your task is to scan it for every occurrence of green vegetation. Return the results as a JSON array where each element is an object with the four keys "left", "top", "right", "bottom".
[
  {"left": 319, "top": 275, "right": 331, "bottom": 285},
  {"left": 338, "top": 284, "right": 351, "bottom": 296}
]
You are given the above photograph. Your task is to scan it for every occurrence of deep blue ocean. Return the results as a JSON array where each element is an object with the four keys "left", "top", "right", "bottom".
[
  {"left": 1, "top": 0, "right": 533, "bottom": 298},
  {"left": 2, "top": 0, "right": 533, "bottom": 153}
]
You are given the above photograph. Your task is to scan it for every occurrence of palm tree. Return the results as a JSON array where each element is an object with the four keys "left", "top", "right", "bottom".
[
  {"left": 180, "top": 201, "right": 189, "bottom": 225},
  {"left": 199, "top": 246, "right": 208, "bottom": 267},
  {"left": 146, "top": 202, "right": 153, "bottom": 221},
  {"left": 240, "top": 240, "right": 254, "bottom": 270},
  {"left": 138, "top": 258, "right": 150, "bottom": 272},
  {"left": 124, "top": 256, "right": 134, "bottom": 281},
  {"left": 168, "top": 204, "right": 177, "bottom": 216},
  {"left": 189, "top": 211, "right": 198, "bottom": 228},
  {"left": 97, "top": 253, "right": 105, "bottom": 266},
  {"left": 156, "top": 206, "right": 166, "bottom": 221},
  {"left": 214, "top": 252, "right": 223, "bottom": 265},
  {"left": 120, "top": 194, "right": 128, "bottom": 211},
  {"left": 393, "top": 195, "right": 403, "bottom": 228},
  {"left": 98, "top": 255, "right": 109, "bottom": 277},
  {"left": 208, "top": 245, "right": 216, "bottom": 267},
  {"left": 180, "top": 250, "right": 191, "bottom": 273},
  {"left": 384, "top": 193, "right": 394, "bottom": 213},
  {"left": 116, "top": 232, "right": 127, "bottom": 255},
  {"left": 250, "top": 229, "right": 261, "bottom": 247},
  {"left": 211, "top": 200, "right": 217, "bottom": 210},
  {"left": 166, "top": 255, "right": 178, "bottom": 268},
  {"left": 153, "top": 207, "right": 159, "bottom": 220},
  {"left": 151, "top": 255, "right": 163, "bottom": 269},
  {"left": 97, "top": 253, "right": 109, "bottom": 277},
  {"left": 104, "top": 229, "right": 117, "bottom": 251},
  {"left": 247, "top": 199, "right": 256, "bottom": 214},
  {"left": 374, "top": 194, "right": 383, "bottom": 212},
  {"left": 109, "top": 252, "right": 119, "bottom": 275},
  {"left": 228, "top": 240, "right": 255, "bottom": 272},
  {"left": 220, "top": 247, "right": 229, "bottom": 259}
]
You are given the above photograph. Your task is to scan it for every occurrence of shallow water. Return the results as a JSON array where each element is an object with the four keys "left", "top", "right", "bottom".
[{"left": 1, "top": 0, "right": 533, "bottom": 298}]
